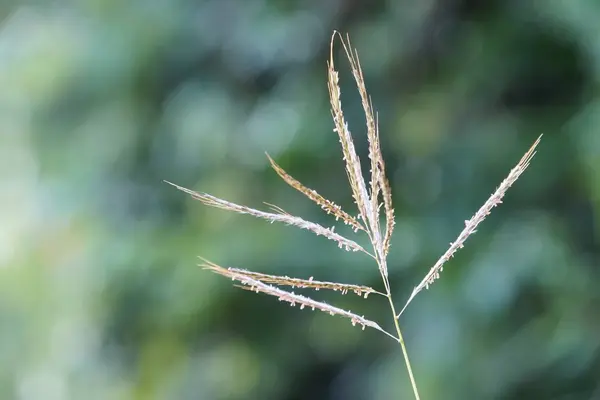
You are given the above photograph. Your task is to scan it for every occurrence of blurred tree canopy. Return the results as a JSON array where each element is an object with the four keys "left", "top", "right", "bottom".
[{"left": 0, "top": 0, "right": 599, "bottom": 399}]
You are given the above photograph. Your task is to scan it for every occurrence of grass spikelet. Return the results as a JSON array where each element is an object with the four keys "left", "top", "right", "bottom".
[
  {"left": 398, "top": 135, "right": 542, "bottom": 317},
  {"left": 374, "top": 113, "right": 396, "bottom": 256},
  {"left": 201, "top": 259, "right": 393, "bottom": 336},
  {"left": 205, "top": 264, "right": 384, "bottom": 298},
  {"left": 327, "top": 33, "right": 373, "bottom": 229},
  {"left": 164, "top": 181, "right": 367, "bottom": 253},
  {"left": 266, "top": 154, "right": 365, "bottom": 232},
  {"left": 337, "top": 36, "right": 380, "bottom": 214}
]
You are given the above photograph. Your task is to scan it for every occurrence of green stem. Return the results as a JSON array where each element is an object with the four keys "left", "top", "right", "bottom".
[
  {"left": 369, "top": 230, "right": 420, "bottom": 399},
  {"left": 388, "top": 296, "right": 421, "bottom": 400}
]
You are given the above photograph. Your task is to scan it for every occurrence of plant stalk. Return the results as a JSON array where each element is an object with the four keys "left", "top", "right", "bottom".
[{"left": 387, "top": 296, "right": 421, "bottom": 400}]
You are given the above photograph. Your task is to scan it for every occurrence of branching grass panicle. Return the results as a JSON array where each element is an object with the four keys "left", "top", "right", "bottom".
[{"left": 167, "top": 31, "right": 542, "bottom": 400}]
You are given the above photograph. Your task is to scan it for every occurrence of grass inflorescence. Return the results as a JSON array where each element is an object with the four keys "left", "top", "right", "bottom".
[{"left": 167, "top": 31, "right": 542, "bottom": 400}]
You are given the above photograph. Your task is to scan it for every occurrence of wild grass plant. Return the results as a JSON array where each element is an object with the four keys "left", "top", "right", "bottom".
[{"left": 167, "top": 32, "right": 541, "bottom": 399}]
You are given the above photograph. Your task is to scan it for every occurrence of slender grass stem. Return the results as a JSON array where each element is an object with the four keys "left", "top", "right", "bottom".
[
  {"left": 373, "top": 240, "right": 421, "bottom": 399},
  {"left": 388, "top": 295, "right": 421, "bottom": 400}
]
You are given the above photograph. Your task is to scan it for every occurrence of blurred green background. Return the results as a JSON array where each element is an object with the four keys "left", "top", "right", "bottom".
[{"left": 1, "top": 1, "right": 599, "bottom": 399}]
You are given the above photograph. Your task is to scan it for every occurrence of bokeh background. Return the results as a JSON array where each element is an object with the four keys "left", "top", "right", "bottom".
[{"left": 1, "top": 1, "right": 599, "bottom": 399}]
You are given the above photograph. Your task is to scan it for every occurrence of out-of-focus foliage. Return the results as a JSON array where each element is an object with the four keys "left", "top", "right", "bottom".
[{"left": 1, "top": 1, "right": 599, "bottom": 399}]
